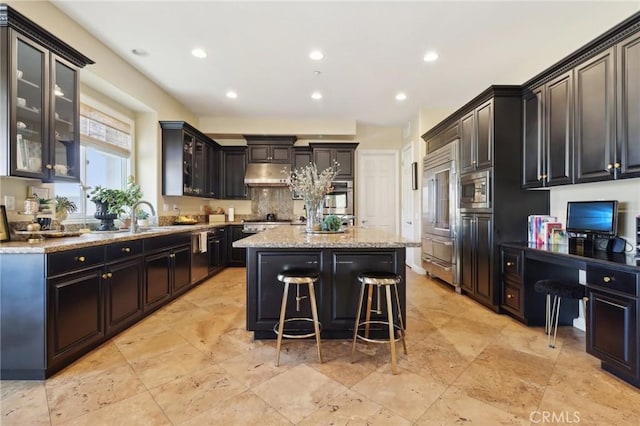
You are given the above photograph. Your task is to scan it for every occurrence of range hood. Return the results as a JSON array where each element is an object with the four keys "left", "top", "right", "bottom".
[{"left": 244, "top": 163, "right": 290, "bottom": 187}]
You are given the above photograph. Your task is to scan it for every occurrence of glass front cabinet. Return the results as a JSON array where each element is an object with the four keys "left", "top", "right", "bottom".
[{"left": 1, "top": 5, "right": 93, "bottom": 182}]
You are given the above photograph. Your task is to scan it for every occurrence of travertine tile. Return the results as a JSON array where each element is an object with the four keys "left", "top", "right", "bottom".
[
  {"left": 298, "top": 389, "right": 411, "bottom": 425},
  {"left": 56, "top": 392, "right": 170, "bottom": 426},
  {"left": 1, "top": 381, "right": 50, "bottom": 426},
  {"left": 252, "top": 364, "right": 349, "bottom": 424},
  {"left": 350, "top": 368, "right": 447, "bottom": 422},
  {"left": 415, "top": 385, "right": 529, "bottom": 425},
  {"left": 50, "top": 341, "right": 129, "bottom": 381},
  {"left": 114, "top": 328, "right": 190, "bottom": 363},
  {"left": 149, "top": 364, "right": 247, "bottom": 424},
  {"left": 178, "top": 390, "right": 292, "bottom": 426},
  {"left": 46, "top": 364, "right": 146, "bottom": 424},
  {"left": 218, "top": 341, "right": 295, "bottom": 388}
]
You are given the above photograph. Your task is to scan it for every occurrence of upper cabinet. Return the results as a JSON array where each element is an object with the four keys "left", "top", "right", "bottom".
[
  {"left": 160, "top": 121, "right": 221, "bottom": 198},
  {"left": 245, "top": 135, "right": 295, "bottom": 164},
  {"left": 309, "top": 143, "right": 359, "bottom": 180},
  {"left": 460, "top": 100, "right": 493, "bottom": 174},
  {"left": 220, "top": 146, "right": 248, "bottom": 199},
  {"left": 522, "top": 13, "right": 640, "bottom": 188},
  {"left": 1, "top": 4, "right": 93, "bottom": 182},
  {"left": 522, "top": 71, "right": 574, "bottom": 188}
]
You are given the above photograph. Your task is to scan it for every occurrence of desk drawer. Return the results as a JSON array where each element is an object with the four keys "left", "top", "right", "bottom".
[
  {"left": 501, "top": 248, "right": 522, "bottom": 277},
  {"left": 106, "top": 240, "right": 143, "bottom": 262},
  {"left": 587, "top": 266, "right": 638, "bottom": 297},
  {"left": 48, "top": 246, "right": 105, "bottom": 276}
]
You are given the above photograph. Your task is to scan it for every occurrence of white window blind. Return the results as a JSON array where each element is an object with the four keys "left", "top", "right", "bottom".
[{"left": 80, "top": 103, "right": 132, "bottom": 156}]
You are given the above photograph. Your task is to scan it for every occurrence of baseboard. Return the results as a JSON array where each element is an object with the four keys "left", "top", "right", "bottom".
[{"left": 407, "top": 263, "right": 426, "bottom": 274}]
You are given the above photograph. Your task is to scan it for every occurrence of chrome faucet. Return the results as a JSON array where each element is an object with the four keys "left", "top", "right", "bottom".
[{"left": 130, "top": 200, "right": 156, "bottom": 233}]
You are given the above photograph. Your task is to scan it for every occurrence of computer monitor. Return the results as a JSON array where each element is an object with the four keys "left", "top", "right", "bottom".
[{"left": 566, "top": 200, "right": 618, "bottom": 238}]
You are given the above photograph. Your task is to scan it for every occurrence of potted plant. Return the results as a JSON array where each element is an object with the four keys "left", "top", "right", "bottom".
[
  {"left": 54, "top": 195, "right": 78, "bottom": 221},
  {"left": 90, "top": 176, "right": 143, "bottom": 231},
  {"left": 136, "top": 209, "right": 150, "bottom": 228}
]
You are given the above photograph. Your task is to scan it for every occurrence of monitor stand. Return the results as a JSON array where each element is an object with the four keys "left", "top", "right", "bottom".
[{"left": 569, "top": 236, "right": 594, "bottom": 254}]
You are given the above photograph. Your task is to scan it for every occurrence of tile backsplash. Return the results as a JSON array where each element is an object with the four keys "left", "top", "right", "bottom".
[{"left": 250, "top": 187, "right": 294, "bottom": 220}]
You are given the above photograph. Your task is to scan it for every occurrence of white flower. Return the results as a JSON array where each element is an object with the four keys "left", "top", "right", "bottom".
[{"left": 283, "top": 161, "right": 339, "bottom": 203}]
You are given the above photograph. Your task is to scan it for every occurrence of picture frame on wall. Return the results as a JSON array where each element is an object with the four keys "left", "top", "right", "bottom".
[
  {"left": 29, "top": 186, "right": 49, "bottom": 200},
  {"left": 0, "top": 205, "right": 10, "bottom": 242}
]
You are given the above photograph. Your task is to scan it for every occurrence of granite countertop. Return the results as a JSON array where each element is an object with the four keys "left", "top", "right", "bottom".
[
  {"left": 0, "top": 222, "right": 244, "bottom": 254},
  {"left": 233, "top": 225, "right": 421, "bottom": 249}
]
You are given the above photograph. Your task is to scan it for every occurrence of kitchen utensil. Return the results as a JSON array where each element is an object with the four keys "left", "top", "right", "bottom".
[{"left": 266, "top": 213, "right": 276, "bottom": 221}]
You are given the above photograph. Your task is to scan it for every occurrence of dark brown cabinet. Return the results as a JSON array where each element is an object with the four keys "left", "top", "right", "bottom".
[
  {"left": 460, "top": 213, "right": 493, "bottom": 306},
  {"left": 245, "top": 135, "right": 295, "bottom": 163},
  {"left": 522, "top": 71, "right": 573, "bottom": 188},
  {"left": 208, "top": 227, "right": 227, "bottom": 274},
  {"left": 425, "top": 122, "right": 459, "bottom": 154},
  {"left": 460, "top": 100, "right": 492, "bottom": 174},
  {"left": 500, "top": 247, "right": 524, "bottom": 320},
  {"left": 1, "top": 5, "right": 93, "bottom": 182},
  {"left": 227, "top": 224, "right": 247, "bottom": 267},
  {"left": 574, "top": 49, "right": 616, "bottom": 183},
  {"left": 47, "top": 266, "right": 104, "bottom": 370},
  {"left": 309, "top": 143, "right": 358, "bottom": 180},
  {"left": 221, "top": 146, "right": 248, "bottom": 199},
  {"left": 143, "top": 233, "right": 191, "bottom": 311},
  {"left": 586, "top": 265, "right": 639, "bottom": 386},
  {"left": 104, "top": 240, "right": 143, "bottom": 334},
  {"left": 160, "top": 121, "right": 221, "bottom": 198},
  {"left": 617, "top": 32, "right": 640, "bottom": 179}
]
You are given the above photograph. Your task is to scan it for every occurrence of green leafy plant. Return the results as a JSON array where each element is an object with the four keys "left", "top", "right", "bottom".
[
  {"left": 323, "top": 215, "right": 342, "bottom": 231},
  {"left": 90, "top": 176, "right": 143, "bottom": 216},
  {"left": 55, "top": 195, "right": 78, "bottom": 215},
  {"left": 136, "top": 209, "right": 150, "bottom": 220}
]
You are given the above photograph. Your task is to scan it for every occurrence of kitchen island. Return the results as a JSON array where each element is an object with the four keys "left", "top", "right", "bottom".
[{"left": 234, "top": 225, "right": 420, "bottom": 338}]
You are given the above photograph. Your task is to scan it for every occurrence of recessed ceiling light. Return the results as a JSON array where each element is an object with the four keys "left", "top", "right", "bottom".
[
  {"left": 423, "top": 51, "right": 439, "bottom": 62},
  {"left": 131, "top": 48, "right": 148, "bottom": 56},
  {"left": 311, "top": 91, "right": 323, "bottom": 100},
  {"left": 395, "top": 92, "right": 407, "bottom": 101},
  {"left": 191, "top": 48, "right": 207, "bottom": 59},
  {"left": 309, "top": 50, "right": 324, "bottom": 60},
  {"left": 226, "top": 90, "right": 238, "bottom": 99}
]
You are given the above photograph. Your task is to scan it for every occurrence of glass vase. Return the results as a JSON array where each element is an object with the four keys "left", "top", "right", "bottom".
[{"left": 305, "top": 198, "right": 324, "bottom": 232}]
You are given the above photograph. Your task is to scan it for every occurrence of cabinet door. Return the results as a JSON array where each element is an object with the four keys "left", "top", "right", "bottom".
[
  {"left": 459, "top": 214, "right": 475, "bottom": 293},
  {"left": 191, "top": 137, "right": 206, "bottom": 195},
  {"left": 475, "top": 100, "right": 493, "bottom": 170},
  {"left": 545, "top": 71, "right": 573, "bottom": 186},
  {"left": 327, "top": 251, "right": 397, "bottom": 330},
  {"left": 574, "top": 48, "right": 616, "bottom": 183},
  {"left": 105, "top": 258, "right": 143, "bottom": 334},
  {"left": 144, "top": 251, "right": 172, "bottom": 311},
  {"left": 270, "top": 146, "right": 291, "bottom": 163},
  {"left": 208, "top": 234, "right": 227, "bottom": 272},
  {"left": 460, "top": 112, "right": 475, "bottom": 174},
  {"left": 47, "top": 267, "right": 104, "bottom": 367},
  {"left": 228, "top": 225, "right": 247, "bottom": 266},
  {"left": 206, "top": 144, "right": 219, "bottom": 198},
  {"left": 11, "top": 33, "right": 48, "bottom": 179},
  {"left": 474, "top": 214, "right": 493, "bottom": 304},
  {"left": 247, "top": 145, "right": 270, "bottom": 162},
  {"left": 50, "top": 55, "right": 79, "bottom": 181},
  {"left": 222, "top": 147, "right": 248, "bottom": 199},
  {"left": 587, "top": 288, "right": 638, "bottom": 380},
  {"left": 617, "top": 32, "right": 640, "bottom": 179},
  {"left": 182, "top": 134, "right": 195, "bottom": 194},
  {"left": 172, "top": 244, "right": 191, "bottom": 294},
  {"left": 248, "top": 251, "right": 321, "bottom": 330},
  {"left": 313, "top": 148, "right": 333, "bottom": 172},
  {"left": 335, "top": 148, "right": 354, "bottom": 179},
  {"left": 522, "top": 87, "right": 545, "bottom": 188}
]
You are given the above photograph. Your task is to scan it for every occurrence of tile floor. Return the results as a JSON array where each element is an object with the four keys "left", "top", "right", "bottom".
[{"left": 2, "top": 267, "right": 639, "bottom": 425}]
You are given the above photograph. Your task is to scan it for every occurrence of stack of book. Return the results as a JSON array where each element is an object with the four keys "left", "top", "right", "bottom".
[{"left": 528, "top": 215, "right": 562, "bottom": 246}]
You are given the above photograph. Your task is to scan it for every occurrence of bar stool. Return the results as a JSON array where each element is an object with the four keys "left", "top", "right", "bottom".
[
  {"left": 351, "top": 271, "right": 407, "bottom": 374},
  {"left": 275, "top": 269, "right": 323, "bottom": 366},
  {"left": 534, "top": 279, "right": 586, "bottom": 348}
]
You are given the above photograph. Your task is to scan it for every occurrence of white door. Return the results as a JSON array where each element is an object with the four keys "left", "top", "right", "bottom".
[
  {"left": 401, "top": 144, "right": 417, "bottom": 265},
  {"left": 357, "top": 150, "right": 398, "bottom": 233}
]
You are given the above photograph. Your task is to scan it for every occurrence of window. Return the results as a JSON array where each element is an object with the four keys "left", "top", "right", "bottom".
[{"left": 56, "top": 99, "right": 133, "bottom": 220}]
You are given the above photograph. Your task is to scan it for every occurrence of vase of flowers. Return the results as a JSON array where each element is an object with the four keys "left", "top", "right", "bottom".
[{"left": 285, "top": 162, "right": 338, "bottom": 232}]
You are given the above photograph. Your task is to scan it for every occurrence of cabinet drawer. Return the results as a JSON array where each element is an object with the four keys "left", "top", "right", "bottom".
[
  {"left": 501, "top": 248, "right": 522, "bottom": 277},
  {"left": 106, "top": 240, "right": 143, "bottom": 262},
  {"left": 144, "top": 233, "right": 191, "bottom": 253},
  {"left": 587, "top": 266, "right": 639, "bottom": 297},
  {"left": 502, "top": 278, "right": 523, "bottom": 314},
  {"left": 48, "top": 246, "right": 105, "bottom": 276}
]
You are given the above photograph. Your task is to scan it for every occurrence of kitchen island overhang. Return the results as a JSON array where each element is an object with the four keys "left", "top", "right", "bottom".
[{"left": 234, "top": 226, "right": 421, "bottom": 339}]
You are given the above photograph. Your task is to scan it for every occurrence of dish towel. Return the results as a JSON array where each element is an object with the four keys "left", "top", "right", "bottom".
[{"left": 199, "top": 231, "right": 208, "bottom": 253}]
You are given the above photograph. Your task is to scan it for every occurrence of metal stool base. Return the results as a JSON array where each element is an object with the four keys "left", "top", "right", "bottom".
[{"left": 273, "top": 318, "right": 322, "bottom": 339}]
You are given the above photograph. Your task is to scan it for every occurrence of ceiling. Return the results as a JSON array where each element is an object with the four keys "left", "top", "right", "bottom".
[{"left": 52, "top": 1, "right": 639, "bottom": 127}]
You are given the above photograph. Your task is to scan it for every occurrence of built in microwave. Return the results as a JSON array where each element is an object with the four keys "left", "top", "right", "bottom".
[{"left": 460, "top": 170, "right": 491, "bottom": 210}]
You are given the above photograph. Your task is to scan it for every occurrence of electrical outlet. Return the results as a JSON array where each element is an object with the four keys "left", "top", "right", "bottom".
[
  {"left": 4, "top": 195, "right": 15, "bottom": 211},
  {"left": 163, "top": 203, "right": 168, "bottom": 212},
  {"left": 173, "top": 204, "right": 178, "bottom": 211}
]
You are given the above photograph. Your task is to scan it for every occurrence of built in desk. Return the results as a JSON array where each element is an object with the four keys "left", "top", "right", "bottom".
[{"left": 501, "top": 242, "right": 640, "bottom": 388}]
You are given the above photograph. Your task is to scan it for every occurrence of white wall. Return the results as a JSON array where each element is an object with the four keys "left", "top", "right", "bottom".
[{"left": 549, "top": 179, "right": 640, "bottom": 248}]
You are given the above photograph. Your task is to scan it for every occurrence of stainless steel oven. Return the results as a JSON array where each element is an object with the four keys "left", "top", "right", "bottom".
[
  {"left": 323, "top": 180, "right": 353, "bottom": 216},
  {"left": 422, "top": 141, "right": 458, "bottom": 287},
  {"left": 460, "top": 170, "right": 491, "bottom": 210}
]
